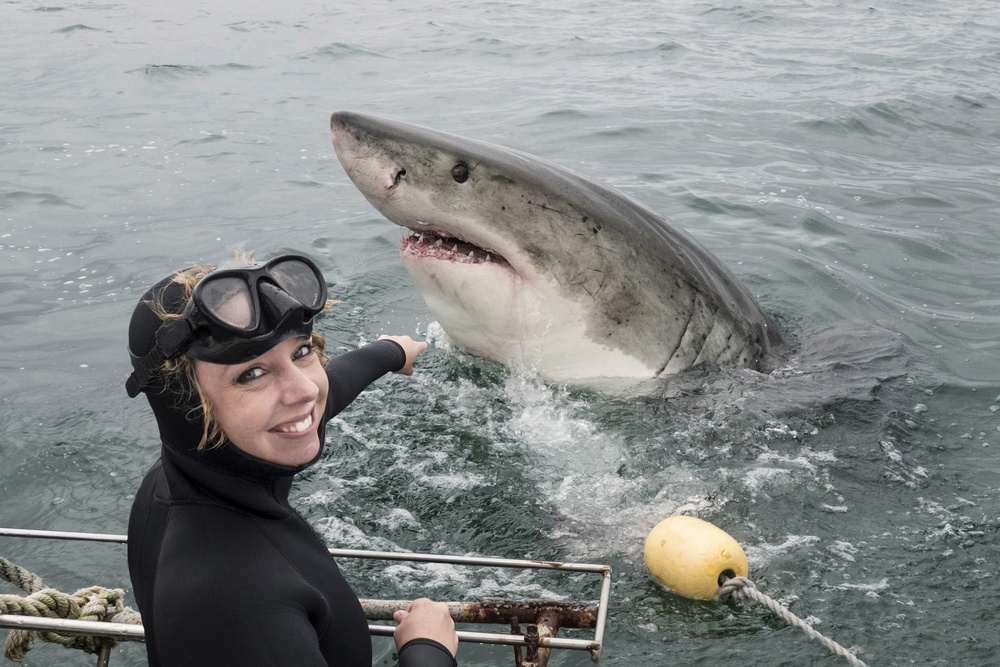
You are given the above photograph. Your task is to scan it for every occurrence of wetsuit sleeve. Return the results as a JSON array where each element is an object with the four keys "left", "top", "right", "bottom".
[
  {"left": 324, "top": 338, "right": 407, "bottom": 418},
  {"left": 398, "top": 638, "right": 459, "bottom": 667}
]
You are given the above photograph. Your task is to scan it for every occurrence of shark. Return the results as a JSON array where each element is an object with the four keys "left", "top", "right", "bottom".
[{"left": 331, "top": 111, "right": 783, "bottom": 382}]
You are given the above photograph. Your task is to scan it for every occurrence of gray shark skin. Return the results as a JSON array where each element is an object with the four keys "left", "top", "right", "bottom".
[{"left": 331, "top": 111, "right": 783, "bottom": 382}]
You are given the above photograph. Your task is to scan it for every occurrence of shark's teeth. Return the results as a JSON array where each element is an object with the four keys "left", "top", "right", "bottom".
[{"left": 400, "top": 228, "right": 510, "bottom": 267}]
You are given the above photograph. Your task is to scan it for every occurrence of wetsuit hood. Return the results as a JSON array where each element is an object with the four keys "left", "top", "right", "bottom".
[{"left": 128, "top": 275, "right": 324, "bottom": 501}]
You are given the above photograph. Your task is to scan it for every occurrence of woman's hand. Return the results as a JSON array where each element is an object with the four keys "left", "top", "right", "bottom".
[
  {"left": 378, "top": 335, "right": 428, "bottom": 375},
  {"left": 393, "top": 598, "right": 458, "bottom": 657}
]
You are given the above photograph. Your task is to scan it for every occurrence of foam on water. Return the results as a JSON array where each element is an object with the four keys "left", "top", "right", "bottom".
[{"left": 308, "top": 314, "right": 924, "bottom": 595}]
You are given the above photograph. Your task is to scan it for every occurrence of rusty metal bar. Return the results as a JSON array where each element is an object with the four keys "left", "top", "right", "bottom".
[
  {"left": 360, "top": 598, "right": 597, "bottom": 628},
  {"left": 370, "top": 624, "right": 599, "bottom": 653},
  {"left": 524, "top": 623, "right": 540, "bottom": 665},
  {"left": 512, "top": 618, "right": 523, "bottom": 667},
  {"left": 532, "top": 610, "right": 561, "bottom": 667},
  {"left": 363, "top": 598, "right": 586, "bottom": 667}
]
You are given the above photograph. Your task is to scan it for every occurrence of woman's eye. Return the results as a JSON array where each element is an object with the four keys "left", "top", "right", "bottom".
[
  {"left": 294, "top": 343, "right": 314, "bottom": 360},
  {"left": 236, "top": 366, "right": 265, "bottom": 384}
]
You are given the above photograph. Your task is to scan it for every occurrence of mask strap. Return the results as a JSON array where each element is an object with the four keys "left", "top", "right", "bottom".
[{"left": 125, "top": 319, "right": 197, "bottom": 398}]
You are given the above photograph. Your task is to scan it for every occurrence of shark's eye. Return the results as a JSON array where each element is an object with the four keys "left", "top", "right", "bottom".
[{"left": 451, "top": 163, "right": 469, "bottom": 183}]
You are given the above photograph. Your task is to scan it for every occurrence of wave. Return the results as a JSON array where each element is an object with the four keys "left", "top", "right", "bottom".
[
  {"left": 799, "top": 92, "right": 1000, "bottom": 140},
  {"left": 298, "top": 42, "right": 387, "bottom": 61},
  {"left": 53, "top": 24, "right": 104, "bottom": 34}
]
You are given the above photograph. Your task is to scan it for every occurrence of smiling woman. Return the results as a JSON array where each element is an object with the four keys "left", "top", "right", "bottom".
[{"left": 123, "top": 253, "right": 459, "bottom": 667}]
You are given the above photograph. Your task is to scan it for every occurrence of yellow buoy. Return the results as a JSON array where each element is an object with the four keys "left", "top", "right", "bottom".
[{"left": 644, "top": 515, "right": 749, "bottom": 600}]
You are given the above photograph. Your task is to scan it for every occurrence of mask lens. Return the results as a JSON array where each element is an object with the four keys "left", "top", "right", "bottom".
[
  {"left": 268, "top": 259, "right": 324, "bottom": 310},
  {"left": 199, "top": 276, "right": 255, "bottom": 330}
]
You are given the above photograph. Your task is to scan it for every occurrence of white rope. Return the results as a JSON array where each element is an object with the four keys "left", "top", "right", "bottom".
[
  {"left": 718, "top": 576, "right": 870, "bottom": 667},
  {"left": 0, "top": 556, "right": 141, "bottom": 661}
]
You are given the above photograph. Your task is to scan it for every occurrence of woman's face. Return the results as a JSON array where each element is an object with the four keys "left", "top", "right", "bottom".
[{"left": 193, "top": 336, "right": 329, "bottom": 467}]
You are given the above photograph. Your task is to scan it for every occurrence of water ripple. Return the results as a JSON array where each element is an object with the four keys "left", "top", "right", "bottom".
[
  {"left": 53, "top": 23, "right": 105, "bottom": 33},
  {"left": 130, "top": 64, "right": 210, "bottom": 80}
]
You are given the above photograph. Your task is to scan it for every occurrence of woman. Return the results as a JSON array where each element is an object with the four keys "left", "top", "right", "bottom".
[{"left": 124, "top": 254, "right": 458, "bottom": 666}]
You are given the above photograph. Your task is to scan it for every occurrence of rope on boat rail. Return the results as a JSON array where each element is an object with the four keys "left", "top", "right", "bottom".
[
  {"left": 0, "top": 556, "right": 141, "bottom": 662},
  {"left": 717, "top": 576, "right": 869, "bottom": 667}
]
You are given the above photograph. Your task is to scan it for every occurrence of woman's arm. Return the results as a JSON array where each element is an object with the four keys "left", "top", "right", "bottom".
[
  {"left": 377, "top": 335, "right": 428, "bottom": 375},
  {"left": 324, "top": 336, "right": 426, "bottom": 417}
]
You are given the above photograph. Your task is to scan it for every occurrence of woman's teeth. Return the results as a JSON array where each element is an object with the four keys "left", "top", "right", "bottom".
[{"left": 278, "top": 413, "right": 313, "bottom": 433}]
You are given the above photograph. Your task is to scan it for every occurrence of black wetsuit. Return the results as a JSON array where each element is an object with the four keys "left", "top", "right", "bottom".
[{"left": 127, "top": 339, "right": 455, "bottom": 667}]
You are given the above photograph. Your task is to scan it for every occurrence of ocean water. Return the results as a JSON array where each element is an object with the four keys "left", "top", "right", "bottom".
[{"left": 2, "top": 1, "right": 999, "bottom": 665}]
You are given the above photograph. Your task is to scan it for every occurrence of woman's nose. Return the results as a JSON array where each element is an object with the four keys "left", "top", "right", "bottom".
[{"left": 279, "top": 364, "right": 320, "bottom": 404}]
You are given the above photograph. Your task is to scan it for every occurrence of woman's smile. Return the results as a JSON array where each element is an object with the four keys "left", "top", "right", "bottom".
[
  {"left": 194, "top": 336, "right": 330, "bottom": 467},
  {"left": 271, "top": 408, "right": 317, "bottom": 435}
]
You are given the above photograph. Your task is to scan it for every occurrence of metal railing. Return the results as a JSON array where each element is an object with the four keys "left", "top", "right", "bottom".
[{"left": 0, "top": 527, "right": 611, "bottom": 667}]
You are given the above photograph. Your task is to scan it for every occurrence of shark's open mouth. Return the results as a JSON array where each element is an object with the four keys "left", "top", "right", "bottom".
[{"left": 400, "top": 229, "right": 511, "bottom": 267}]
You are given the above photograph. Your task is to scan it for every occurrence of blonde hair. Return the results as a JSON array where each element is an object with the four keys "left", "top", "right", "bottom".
[{"left": 153, "top": 257, "right": 329, "bottom": 451}]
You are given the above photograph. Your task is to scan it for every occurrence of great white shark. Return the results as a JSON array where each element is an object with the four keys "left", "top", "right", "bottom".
[{"left": 330, "top": 111, "right": 783, "bottom": 382}]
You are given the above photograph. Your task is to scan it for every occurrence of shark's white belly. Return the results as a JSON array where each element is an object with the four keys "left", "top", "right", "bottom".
[{"left": 401, "top": 247, "right": 658, "bottom": 381}]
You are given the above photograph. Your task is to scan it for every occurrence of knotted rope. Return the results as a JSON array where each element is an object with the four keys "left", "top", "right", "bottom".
[
  {"left": 0, "top": 556, "right": 141, "bottom": 662},
  {"left": 718, "top": 576, "right": 869, "bottom": 667}
]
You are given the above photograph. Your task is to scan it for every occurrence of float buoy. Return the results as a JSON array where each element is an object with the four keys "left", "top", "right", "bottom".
[
  {"left": 643, "top": 516, "right": 871, "bottom": 666},
  {"left": 644, "top": 515, "right": 749, "bottom": 600}
]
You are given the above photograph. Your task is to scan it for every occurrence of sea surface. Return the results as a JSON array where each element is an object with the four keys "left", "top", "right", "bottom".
[{"left": 2, "top": 1, "right": 999, "bottom": 665}]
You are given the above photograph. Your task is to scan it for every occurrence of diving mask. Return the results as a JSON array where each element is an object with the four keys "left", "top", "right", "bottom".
[{"left": 126, "top": 255, "right": 327, "bottom": 398}]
